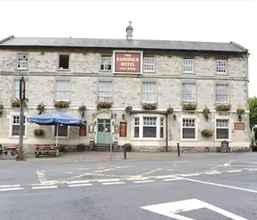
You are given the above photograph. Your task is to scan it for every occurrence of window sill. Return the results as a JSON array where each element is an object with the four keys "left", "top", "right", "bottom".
[
  {"left": 57, "top": 68, "right": 70, "bottom": 72},
  {"left": 216, "top": 72, "right": 227, "bottom": 75}
]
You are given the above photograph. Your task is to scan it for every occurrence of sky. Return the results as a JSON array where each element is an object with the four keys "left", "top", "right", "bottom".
[{"left": 0, "top": 0, "right": 256, "bottom": 96}]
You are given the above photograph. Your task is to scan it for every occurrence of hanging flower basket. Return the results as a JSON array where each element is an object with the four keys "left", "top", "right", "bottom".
[
  {"left": 202, "top": 107, "right": 210, "bottom": 120},
  {"left": 97, "top": 102, "right": 112, "bottom": 109},
  {"left": 11, "top": 99, "right": 27, "bottom": 108},
  {"left": 142, "top": 103, "right": 157, "bottom": 110},
  {"left": 216, "top": 104, "right": 231, "bottom": 112},
  {"left": 78, "top": 105, "right": 87, "bottom": 118},
  {"left": 34, "top": 128, "right": 45, "bottom": 137},
  {"left": 0, "top": 104, "right": 3, "bottom": 117},
  {"left": 201, "top": 129, "right": 213, "bottom": 138},
  {"left": 37, "top": 103, "right": 46, "bottom": 115},
  {"left": 166, "top": 107, "right": 174, "bottom": 114},
  {"left": 125, "top": 106, "right": 133, "bottom": 114},
  {"left": 54, "top": 101, "right": 70, "bottom": 109},
  {"left": 183, "top": 103, "right": 197, "bottom": 111},
  {"left": 236, "top": 108, "right": 245, "bottom": 121}
]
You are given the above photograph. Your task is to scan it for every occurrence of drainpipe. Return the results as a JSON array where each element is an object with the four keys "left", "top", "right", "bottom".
[{"left": 165, "top": 112, "right": 169, "bottom": 152}]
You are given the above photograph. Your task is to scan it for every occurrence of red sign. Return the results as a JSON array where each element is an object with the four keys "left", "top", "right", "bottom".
[{"left": 115, "top": 52, "right": 141, "bottom": 73}]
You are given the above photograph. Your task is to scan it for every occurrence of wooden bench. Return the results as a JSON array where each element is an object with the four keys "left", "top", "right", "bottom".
[{"left": 34, "top": 144, "right": 60, "bottom": 158}]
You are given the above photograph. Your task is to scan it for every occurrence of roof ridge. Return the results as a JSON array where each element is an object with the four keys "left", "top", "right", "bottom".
[{"left": 0, "top": 35, "right": 15, "bottom": 45}]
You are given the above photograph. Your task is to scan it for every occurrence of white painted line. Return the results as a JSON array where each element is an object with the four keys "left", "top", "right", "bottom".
[
  {"left": 68, "top": 183, "right": 92, "bottom": 188},
  {"left": 183, "top": 177, "right": 257, "bottom": 194},
  {"left": 0, "top": 187, "right": 24, "bottom": 192},
  {"left": 133, "top": 180, "right": 155, "bottom": 184},
  {"left": 102, "top": 182, "right": 125, "bottom": 185},
  {"left": 126, "top": 177, "right": 150, "bottom": 181},
  {"left": 66, "top": 180, "right": 91, "bottom": 184},
  {"left": 0, "top": 184, "right": 21, "bottom": 188},
  {"left": 204, "top": 170, "right": 222, "bottom": 175},
  {"left": 179, "top": 173, "right": 201, "bottom": 177},
  {"left": 97, "top": 178, "right": 121, "bottom": 183},
  {"left": 247, "top": 168, "right": 257, "bottom": 171},
  {"left": 32, "top": 185, "right": 58, "bottom": 190},
  {"left": 36, "top": 170, "right": 48, "bottom": 184},
  {"left": 163, "top": 178, "right": 181, "bottom": 182},
  {"left": 142, "top": 198, "right": 247, "bottom": 220},
  {"left": 226, "top": 169, "right": 242, "bottom": 173},
  {"left": 153, "top": 175, "right": 177, "bottom": 179}
]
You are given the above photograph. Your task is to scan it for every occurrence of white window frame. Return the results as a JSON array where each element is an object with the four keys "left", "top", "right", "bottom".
[
  {"left": 181, "top": 117, "right": 197, "bottom": 141},
  {"left": 216, "top": 58, "right": 227, "bottom": 74},
  {"left": 9, "top": 113, "right": 27, "bottom": 138},
  {"left": 216, "top": 84, "right": 229, "bottom": 104},
  {"left": 182, "top": 83, "right": 196, "bottom": 103},
  {"left": 17, "top": 53, "right": 28, "bottom": 70},
  {"left": 143, "top": 56, "right": 156, "bottom": 73},
  {"left": 58, "top": 54, "right": 70, "bottom": 70},
  {"left": 184, "top": 58, "right": 193, "bottom": 74},
  {"left": 215, "top": 117, "right": 231, "bottom": 141},
  {"left": 100, "top": 55, "right": 112, "bottom": 72},
  {"left": 55, "top": 80, "right": 71, "bottom": 102},
  {"left": 142, "top": 81, "right": 157, "bottom": 104},
  {"left": 97, "top": 80, "right": 112, "bottom": 103},
  {"left": 113, "top": 50, "right": 143, "bottom": 74},
  {"left": 52, "top": 124, "right": 69, "bottom": 139},
  {"left": 132, "top": 115, "right": 165, "bottom": 140},
  {"left": 14, "top": 79, "right": 20, "bottom": 99}
]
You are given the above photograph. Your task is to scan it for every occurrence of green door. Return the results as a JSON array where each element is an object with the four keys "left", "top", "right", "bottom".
[{"left": 96, "top": 119, "right": 112, "bottom": 144}]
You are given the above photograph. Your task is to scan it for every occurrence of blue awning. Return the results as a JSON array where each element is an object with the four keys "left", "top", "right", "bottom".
[{"left": 27, "top": 112, "right": 83, "bottom": 126}]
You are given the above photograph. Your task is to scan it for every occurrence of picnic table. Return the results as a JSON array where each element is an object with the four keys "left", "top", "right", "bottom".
[{"left": 34, "top": 144, "right": 60, "bottom": 158}]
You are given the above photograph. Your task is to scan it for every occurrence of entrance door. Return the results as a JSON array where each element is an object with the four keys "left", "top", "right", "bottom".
[{"left": 96, "top": 119, "right": 112, "bottom": 144}]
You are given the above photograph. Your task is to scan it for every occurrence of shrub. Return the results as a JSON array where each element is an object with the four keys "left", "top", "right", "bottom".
[
  {"left": 202, "top": 107, "right": 210, "bottom": 120},
  {"left": 201, "top": 129, "right": 213, "bottom": 138},
  {"left": 166, "top": 107, "right": 174, "bottom": 114},
  {"left": 142, "top": 103, "right": 157, "bottom": 110},
  {"left": 183, "top": 103, "right": 197, "bottom": 111},
  {"left": 216, "top": 104, "right": 231, "bottom": 112},
  {"left": 54, "top": 101, "right": 70, "bottom": 109},
  {"left": 37, "top": 103, "right": 45, "bottom": 115},
  {"left": 34, "top": 128, "right": 45, "bottom": 137}
]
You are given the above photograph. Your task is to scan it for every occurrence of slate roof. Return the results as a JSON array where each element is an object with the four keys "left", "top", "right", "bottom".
[{"left": 0, "top": 36, "right": 248, "bottom": 53}]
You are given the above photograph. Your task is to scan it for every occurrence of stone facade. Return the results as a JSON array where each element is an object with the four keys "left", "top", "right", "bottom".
[{"left": 0, "top": 40, "right": 251, "bottom": 152}]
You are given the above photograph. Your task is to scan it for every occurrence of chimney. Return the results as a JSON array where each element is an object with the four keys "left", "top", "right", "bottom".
[{"left": 126, "top": 21, "right": 133, "bottom": 40}]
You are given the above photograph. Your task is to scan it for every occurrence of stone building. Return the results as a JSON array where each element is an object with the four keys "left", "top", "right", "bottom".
[{"left": 0, "top": 25, "right": 251, "bottom": 152}]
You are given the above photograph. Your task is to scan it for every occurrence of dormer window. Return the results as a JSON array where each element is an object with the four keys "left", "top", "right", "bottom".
[
  {"left": 17, "top": 53, "right": 28, "bottom": 70},
  {"left": 100, "top": 55, "right": 112, "bottom": 72},
  {"left": 58, "top": 54, "right": 69, "bottom": 70}
]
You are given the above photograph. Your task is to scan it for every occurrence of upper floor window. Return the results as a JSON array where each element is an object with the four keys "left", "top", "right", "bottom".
[
  {"left": 142, "top": 81, "right": 157, "bottom": 104},
  {"left": 216, "top": 57, "right": 226, "bottom": 73},
  {"left": 55, "top": 80, "right": 71, "bottom": 101},
  {"left": 58, "top": 54, "right": 69, "bottom": 70},
  {"left": 182, "top": 83, "right": 196, "bottom": 103},
  {"left": 10, "top": 114, "right": 26, "bottom": 137},
  {"left": 216, "top": 84, "right": 228, "bottom": 104},
  {"left": 143, "top": 56, "right": 156, "bottom": 73},
  {"left": 54, "top": 124, "right": 68, "bottom": 137},
  {"left": 97, "top": 80, "right": 112, "bottom": 102},
  {"left": 216, "top": 119, "right": 229, "bottom": 140},
  {"left": 184, "top": 58, "right": 193, "bottom": 73},
  {"left": 100, "top": 55, "right": 112, "bottom": 72},
  {"left": 182, "top": 118, "right": 196, "bottom": 140},
  {"left": 17, "top": 53, "right": 28, "bottom": 70},
  {"left": 15, "top": 79, "right": 20, "bottom": 99}
]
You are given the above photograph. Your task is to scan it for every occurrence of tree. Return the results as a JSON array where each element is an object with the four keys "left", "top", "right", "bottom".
[{"left": 248, "top": 97, "right": 257, "bottom": 129}]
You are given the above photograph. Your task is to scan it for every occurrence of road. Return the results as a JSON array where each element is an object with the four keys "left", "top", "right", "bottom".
[{"left": 0, "top": 152, "right": 257, "bottom": 220}]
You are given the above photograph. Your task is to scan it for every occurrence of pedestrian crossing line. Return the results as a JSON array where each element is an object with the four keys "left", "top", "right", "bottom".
[
  {"left": 32, "top": 185, "right": 58, "bottom": 190},
  {"left": 68, "top": 183, "right": 93, "bottom": 188},
  {"left": 133, "top": 180, "right": 155, "bottom": 184},
  {"left": 66, "top": 180, "right": 91, "bottom": 184},
  {"left": 226, "top": 169, "right": 242, "bottom": 173},
  {"left": 0, "top": 184, "right": 21, "bottom": 188},
  {"left": 163, "top": 178, "right": 182, "bottom": 182},
  {"left": 101, "top": 182, "right": 126, "bottom": 185},
  {"left": 97, "top": 178, "right": 121, "bottom": 183},
  {"left": 0, "top": 187, "right": 24, "bottom": 192}
]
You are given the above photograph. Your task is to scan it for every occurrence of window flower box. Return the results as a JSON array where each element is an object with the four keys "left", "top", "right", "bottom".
[
  {"left": 183, "top": 103, "right": 197, "bottom": 111},
  {"left": 216, "top": 104, "right": 231, "bottom": 112},
  {"left": 166, "top": 107, "right": 174, "bottom": 115},
  {"left": 97, "top": 102, "right": 112, "bottom": 109},
  {"left": 11, "top": 99, "right": 27, "bottom": 108},
  {"left": 236, "top": 108, "right": 245, "bottom": 121},
  {"left": 54, "top": 101, "right": 70, "bottom": 109},
  {"left": 125, "top": 106, "right": 133, "bottom": 114},
  {"left": 142, "top": 103, "right": 157, "bottom": 110},
  {"left": 202, "top": 107, "right": 210, "bottom": 120},
  {"left": 78, "top": 105, "right": 87, "bottom": 118}
]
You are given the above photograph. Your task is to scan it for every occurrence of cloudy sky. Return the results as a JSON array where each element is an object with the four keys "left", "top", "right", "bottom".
[{"left": 0, "top": 0, "right": 256, "bottom": 96}]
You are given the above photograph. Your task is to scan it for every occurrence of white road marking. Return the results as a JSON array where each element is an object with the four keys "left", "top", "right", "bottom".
[
  {"left": 0, "top": 184, "right": 21, "bottom": 188},
  {"left": 97, "top": 178, "right": 121, "bottom": 183},
  {"left": 101, "top": 182, "right": 125, "bottom": 185},
  {"left": 142, "top": 199, "right": 247, "bottom": 220},
  {"left": 163, "top": 178, "right": 181, "bottom": 182},
  {"left": 66, "top": 180, "right": 91, "bottom": 184},
  {"left": 0, "top": 187, "right": 24, "bottom": 192},
  {"left": 133, "top": 180, "right": 155, "bottom": 184},
  {"left": 32, "top": 185, "right": 58, "bottom": 190},
  {"left": 68, "top": 183, "right": 92, "bottom": 187},
  {"left": 183, "top": 177, "right": 257, "bottom": 194},
  {"left": 126, "top": 176, "right": 150, "bottom": 181},
  {"left": 153, "top": 175, "right": 177, "bottom": 179},
  {"left": 247, "top": 168, "right": 257, "bottom": 171},
  {"left": 204, "top": 170, "right": 222, "bottom": 175},
  {"left": 179, "top": 173, "right": 201, "bottom": 177},
  {"left": 36, "top": 170, "right": 48, "bottom": 184},
  {"left": 226, "top": 169, "right": 242, "bottom": 173}
]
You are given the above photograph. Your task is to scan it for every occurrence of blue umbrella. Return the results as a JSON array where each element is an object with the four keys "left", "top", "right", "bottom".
[{"left": 27, "top": 112, "right": 83, "bottom": 147}]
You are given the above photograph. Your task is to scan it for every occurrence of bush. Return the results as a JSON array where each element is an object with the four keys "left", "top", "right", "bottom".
[
  {"left": 122, "top": 143, "right": 132, "bottom": 152},
  {"left": 34, "top": 128, "right": 45, "bottom": 137},
  {"left": 201, "top": 129, "right": 213, "bottom": 138},
  {"left": 54, "top": 101, "right": 70, "bottom": 109}
]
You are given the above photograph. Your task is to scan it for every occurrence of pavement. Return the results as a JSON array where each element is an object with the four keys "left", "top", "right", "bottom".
[{"left": 0, "top": 152, "right": 257, "bottom": 220}]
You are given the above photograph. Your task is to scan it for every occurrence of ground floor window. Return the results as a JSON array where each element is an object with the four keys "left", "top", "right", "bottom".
[
  {"left": 133, "top": 115, "right": 164, "bottom": 139},
  {"left": 216, "top": 119, "right": 229, "bottom": 140},
  {"left": 119, "top": 122, "right": 127, "bottom": 137},
  {"left": 182, "top": 118, "right": 196, "bottom": 139},
  {"left": 54, "top": 124, "right": 68, "bottom": 137},
  {"left": 11, "top": 115, "right": 26, "bottom": 136},
  {"left": 79, "top": 123, "right": 87, "bottom": 137}
]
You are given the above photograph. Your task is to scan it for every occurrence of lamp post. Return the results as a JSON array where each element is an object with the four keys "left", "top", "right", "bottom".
[{"left": 17, "top": 76, "right": 25, "bottom": 161}]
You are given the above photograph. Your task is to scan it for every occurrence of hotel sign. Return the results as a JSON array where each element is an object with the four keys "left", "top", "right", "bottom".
[{"left": 115, "top": 52, "right": 141, "bottom": 73}]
